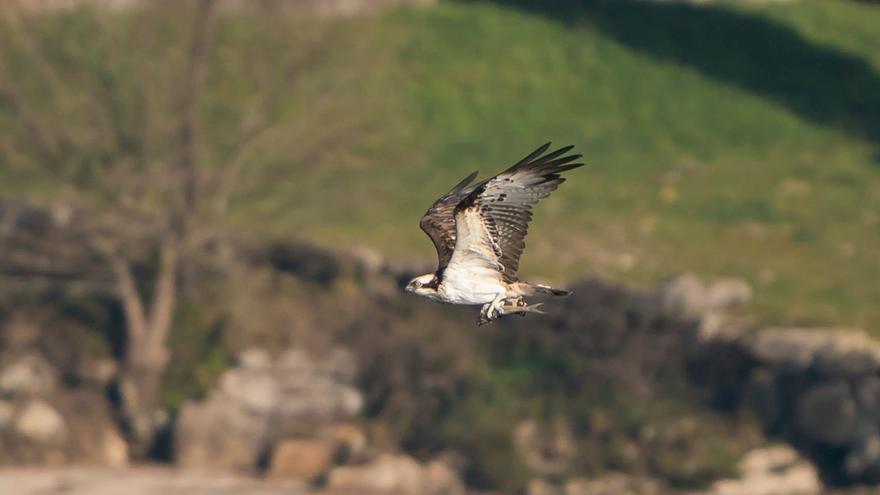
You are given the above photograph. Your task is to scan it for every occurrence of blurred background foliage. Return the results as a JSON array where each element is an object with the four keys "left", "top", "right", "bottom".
[
  {"left": 0, "top": 0, "right": 879, "bottom": 492},
  {"left": 3, "top": 0, "right": 877, "bottom": 331}
]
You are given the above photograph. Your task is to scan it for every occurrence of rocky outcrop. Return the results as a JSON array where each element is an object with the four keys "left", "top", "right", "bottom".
[
  {"left": 0, "top": 392, "right": 129, "bottom": 467},
  {"left": 650, "top": 273, "right": 880, "bottom": 486},
  {"left": 13, "top": 400, "right": 66, "bottom": 445},
  {"left": 660, "top": 273, "right": 752, "bottom": 320},
  {"left": 670, "top": 274, "right": 880, "bottom": 485},
  {"left": 514, "top": 418, "right": 576, "bottom": 477},
  {"left": 729, "top": 328, "right": 880, "bottom": 483},
  {"left": 526, "top": 475, "right": 663, "bottom": 495},
  {"left": 704, "top": 445, "right": 820, "bottom": 495},
  {"left": 3, "top": 232, "right": 876, "bottom": 494},
  {"left": 0, "top": 355, "right": 58, "bottom": 398},
  {"left": 752, "top": 328, "right": 880, "bottom": 376},
  {"left": 324, "top": 454, "right": 464, "bottom": 495},
  {"left": 0, "top": 347, "right": 128, "bottom": 467},
  {"left": 175, "top": 347, "right": 363, "bottom": 471},
  {"left": 0, "top": 463, "right": 462, "bottom": 495},
  {"left": 0, "top": 467, "right": 309, "bottom": 495},
  {"left": 268, "top": 438, "right": 338, "bottom": 482}
]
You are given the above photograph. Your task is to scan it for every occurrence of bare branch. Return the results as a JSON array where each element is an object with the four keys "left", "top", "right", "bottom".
[
  {"left": 1, "top": 7, "right": 66, "bottom": 107},
  {"left": 175, "top": 0, "right": 217, "bottom": 228},
  {"left": 0, "top": 273, "right": 112, "bottom": 296},
  {"left": 0, "top": 69, "right": 60, "bottom": 166},
  {"left": 209, "top": 14, "right": 339, "bottom": 216},
  {"left": 210, "top": 119, "right": 269, "bottom": 215},
  {"left": 146, "top": 236, "right": 178, "bottom": 351},
  {"left": 110, "top": 255, "right": 147, "bottom": 344}
]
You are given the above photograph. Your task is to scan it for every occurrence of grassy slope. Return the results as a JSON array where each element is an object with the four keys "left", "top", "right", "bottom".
[
  {"left": 1, "top": 0, "right": 878, "bottom": 331},
  {"left": 239, "top": 0, "right": 880, "bottom": 331}
]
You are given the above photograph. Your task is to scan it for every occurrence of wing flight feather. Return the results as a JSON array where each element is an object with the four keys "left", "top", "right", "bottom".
[
  {"left": 419, "top": 170, "right": 478, "bottom": 273},
  {"left": 456, "top": 143, "right": 583, "bottom": 282},
  {"left": 419, "top": 143, "right": 583, "bottom": 281}
]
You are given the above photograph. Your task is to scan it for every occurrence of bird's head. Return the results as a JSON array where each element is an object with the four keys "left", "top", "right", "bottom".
[{"left": 405, "top": 273, "right": 439, "bottom": 298}]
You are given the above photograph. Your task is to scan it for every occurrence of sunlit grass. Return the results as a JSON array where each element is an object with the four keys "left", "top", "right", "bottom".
[
  {"left": 287, "top": 0, "right": 880, "bottom": 331},
  {"left": 2, "top": 0, "right": 879, "bottom": 332}
]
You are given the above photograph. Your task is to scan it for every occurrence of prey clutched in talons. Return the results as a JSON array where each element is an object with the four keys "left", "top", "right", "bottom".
[{"left": 500, "top": 302, "right": 545, "bottom": 315}]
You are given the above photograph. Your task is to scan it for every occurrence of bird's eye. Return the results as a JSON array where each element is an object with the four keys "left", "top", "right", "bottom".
[{"left": 415, "top": 281, "right": 422, "bottom": 288}]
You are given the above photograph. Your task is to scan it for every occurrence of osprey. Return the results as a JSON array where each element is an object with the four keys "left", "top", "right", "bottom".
[{"left": 405, "top": 142, "right": 583, "bottom": 325}]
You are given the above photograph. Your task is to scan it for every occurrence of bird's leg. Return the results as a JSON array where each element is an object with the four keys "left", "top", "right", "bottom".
[
  {"left": 514, "top": 297, "right": 528, "bottom": 318},
  {"left": 488, "top": 293, "right": 506, "bottom": 319},
  {"left": 477, "top": 303, "right": 493, "bottom": 326},
  {"left": 478, "top": 295, "right": 535, "bottom": 325}
]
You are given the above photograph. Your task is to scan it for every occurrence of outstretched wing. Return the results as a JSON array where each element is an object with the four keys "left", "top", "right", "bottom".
[
  {"left": 420, "top": 170, "right": 479, "bottom": 272},
  {"left": 456, "top": 142, "right": 583, "bottom": 283}
]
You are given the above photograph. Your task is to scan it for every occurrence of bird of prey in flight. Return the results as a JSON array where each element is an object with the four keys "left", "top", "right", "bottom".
[{"left": 405, "top": 143, "right": 583, "bottom": 325}]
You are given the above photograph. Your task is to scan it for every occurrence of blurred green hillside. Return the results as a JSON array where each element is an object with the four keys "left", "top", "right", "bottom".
[
  {"left": 2, "top": 0, "right": 880, "bottom": 331},
  {"left": 247, "top": 0, "right": 880, "bottom": 332}
]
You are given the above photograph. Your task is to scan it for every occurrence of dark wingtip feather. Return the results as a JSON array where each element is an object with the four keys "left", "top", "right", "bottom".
[
  {"left": 554, "top": 162, "right": 584, "bottom": 173},
  {"left": 509, "top": 142, "right": 553, "bottom": 171},
  {"left": 448, "top": 170, "right": 479, "bottom": 195},
  {"left": 529, "top": 142, "right": 553, "bottom": 159},
  {"left": 503, "top": 142, "right": 585, "bottom": 177}
]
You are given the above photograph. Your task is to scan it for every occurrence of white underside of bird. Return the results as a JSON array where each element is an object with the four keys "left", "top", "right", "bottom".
[
  {"left": 409, "top": 206, "right": 546, "bottom": 322},
  {"left": 405, "top": 142, "right": 582, "bottom": 325}
]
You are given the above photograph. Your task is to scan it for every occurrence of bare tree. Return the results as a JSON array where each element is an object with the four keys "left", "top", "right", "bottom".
[{"left": 0, "top": 0, "right": 378, "bottom": 456}]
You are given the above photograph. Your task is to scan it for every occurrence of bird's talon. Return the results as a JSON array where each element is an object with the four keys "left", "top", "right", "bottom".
[{"left": 476, "top": 315, "right": 494, "bottom": 326}]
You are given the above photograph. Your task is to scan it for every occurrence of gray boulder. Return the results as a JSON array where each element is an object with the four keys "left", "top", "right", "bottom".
[
  {"left": 845, "top": 427, "right": 880, "bottom": 480},
  {"left": 705, "top": 445, "right": 819, "bottom": 495},
  {"left": 660, "top": 273, "right": 708, "bottom": 319},
  {"left": 13, "top": 399, "right": 66, "bottom": 445},
  {"left": 751, "top": 327, "right": 880, "bottom": 376},
  {"left": 856, "top": 375, "right": 880, "bottom": 421},
  {"left": 0, "top": 354, "right": 58, "bottom": 398},
  {"left": 795, "top": 381, "right": 860, "bottom": 446},
  {"left": 2, "top": 390, "right": 126, "bottom": 466},
  {"left": 706, "top": 278, "right": 753, "bottom": 311},
  {"left": 175, "top": 395, "right": 265, "bottom": 470},
  {"left": 744, "top": 368, "right": 781, "bottom": 429},
  {"left": 661, "top": 273, "right": 751, "bottom": 320},
  {"left": 175, "top": 347, "right": 363, "bottom": 470},
  {"left": 267, "top": 438, "right": 338, "bottom": 482}
]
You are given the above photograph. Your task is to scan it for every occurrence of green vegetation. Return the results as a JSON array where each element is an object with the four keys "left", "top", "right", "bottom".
[
  {"left": 3, "top": 0, "right": 878, "bottom": 331},
  {"left": 244, "top": 0, "right": 880, "bottom": 332},
  {"left": 4, "top": 1, "right": 877, "bottom": 488}
]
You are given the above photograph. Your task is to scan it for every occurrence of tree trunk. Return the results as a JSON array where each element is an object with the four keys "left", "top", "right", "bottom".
[{"left": 112, "top": 238, "right": 178, "bottom": 457}]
